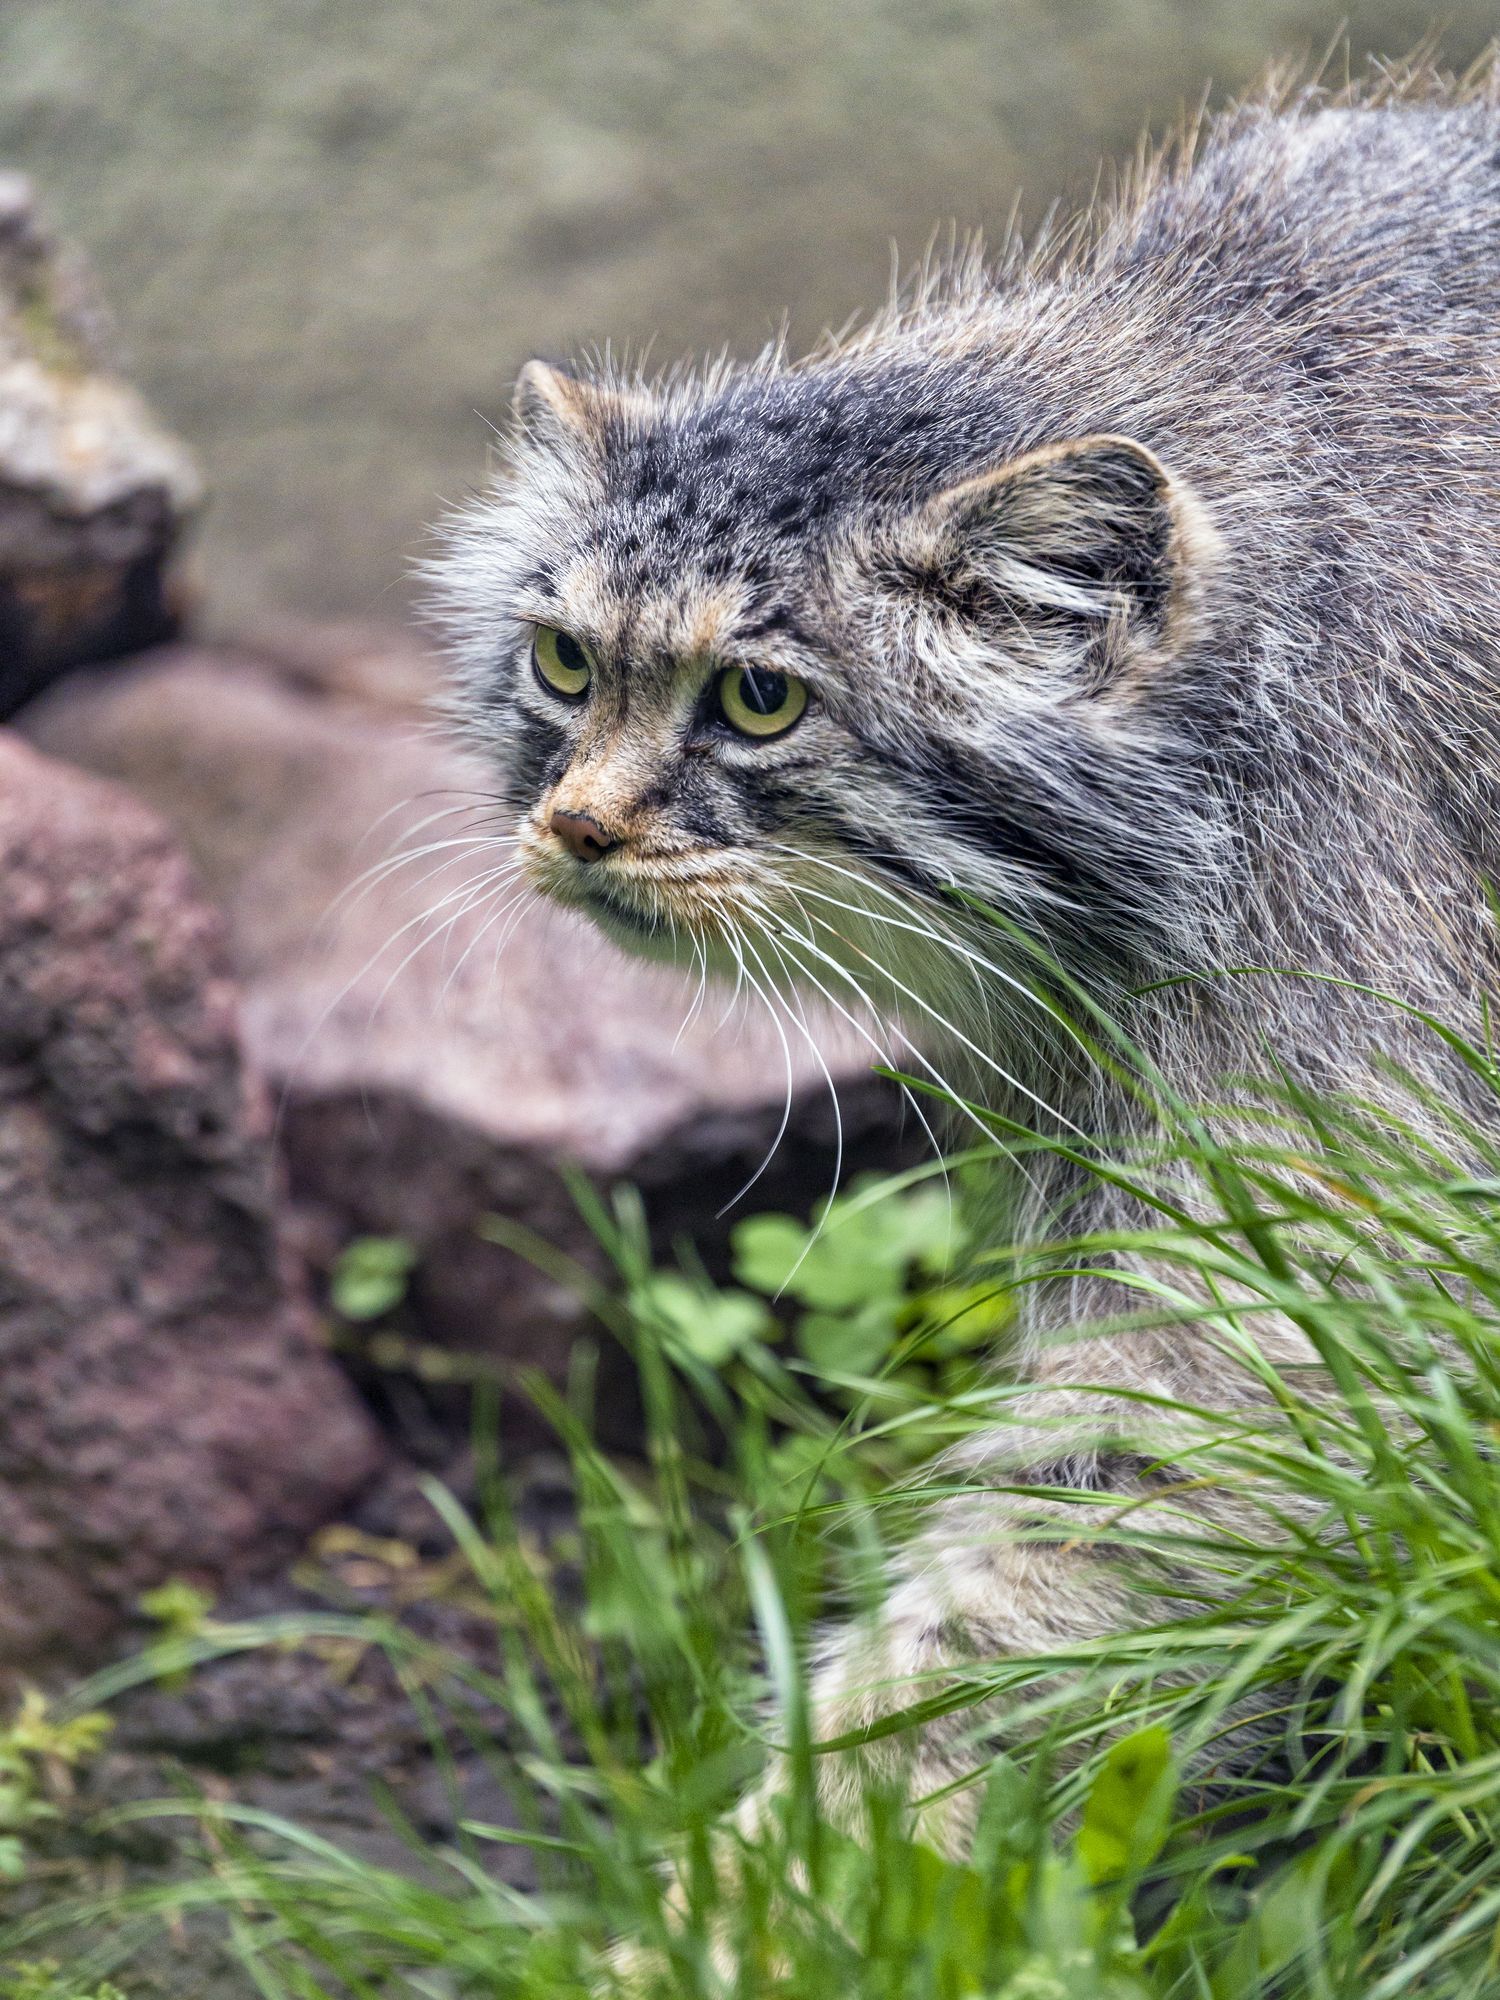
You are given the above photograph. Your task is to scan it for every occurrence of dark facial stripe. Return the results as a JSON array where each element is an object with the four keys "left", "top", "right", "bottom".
[
  {"left": 834, "top": 820, "right": 944, "bottom": 897},
  {"left": 737, "top": 604, "right": 817, "bottom": 648},
  {"left": 629, "top": 767, "right": 733, "bottom": 846},
  {"left": 510, "top": 707, "right": 571, "bottom": 804},
  {"left": 730, "top": 766, "right": 836, "bottom": 837}
]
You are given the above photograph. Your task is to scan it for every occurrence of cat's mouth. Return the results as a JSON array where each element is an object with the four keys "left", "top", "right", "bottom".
[{"left": 517, "top": 820, "right": 768, "bottom": 951}]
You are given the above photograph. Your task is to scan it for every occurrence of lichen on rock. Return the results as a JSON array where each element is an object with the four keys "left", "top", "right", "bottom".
[{"left": 0, "top": 174, "right": 200, "bottom": 717}]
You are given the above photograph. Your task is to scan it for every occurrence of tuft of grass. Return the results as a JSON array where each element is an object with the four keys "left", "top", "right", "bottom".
[
  {"left": 0, "top": 1967, "right": 125, "bottom": 2000},
  {"left": 10, "top": 1024, "right": 1500, "bottom": 1997}
]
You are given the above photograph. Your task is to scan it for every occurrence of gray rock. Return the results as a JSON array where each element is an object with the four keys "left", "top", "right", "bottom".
[
  {"left": 0, "top": 730, "right": 383, "bottom": 1677},
  {"left": 0, "top": 175, "right": 200, "bottom": 715}
]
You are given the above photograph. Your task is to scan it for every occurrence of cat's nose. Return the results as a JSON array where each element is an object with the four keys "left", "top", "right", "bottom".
[{"left": 548, "top": 808, "right": 621, "bottom": 864}]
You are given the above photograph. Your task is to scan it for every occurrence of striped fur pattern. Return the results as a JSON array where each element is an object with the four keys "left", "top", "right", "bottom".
[{"left": 430, "top": 59, "right": 1500, "bottom": 1848}]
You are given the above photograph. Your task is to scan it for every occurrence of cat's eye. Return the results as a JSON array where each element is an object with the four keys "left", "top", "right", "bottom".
[
  {"left": 532, "top": 625, "right": 594, "bottom": 701},
  {"left": 717, "top": 665, "right": 808, "bottom": 739}
]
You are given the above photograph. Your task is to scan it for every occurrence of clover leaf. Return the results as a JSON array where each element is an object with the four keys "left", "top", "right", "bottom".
[{"left": 629, "top": 1272, "right": 773, "bottom": 1367}]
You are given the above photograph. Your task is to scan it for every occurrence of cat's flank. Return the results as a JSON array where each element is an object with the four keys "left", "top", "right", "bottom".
[{"left": 431, "top": 62, "right": 1500, "bottom": 1851}]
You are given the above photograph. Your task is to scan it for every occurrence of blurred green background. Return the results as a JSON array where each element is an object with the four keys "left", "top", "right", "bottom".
[{"left": 0, "top": 0, "right": 1492, "bottom": 629}]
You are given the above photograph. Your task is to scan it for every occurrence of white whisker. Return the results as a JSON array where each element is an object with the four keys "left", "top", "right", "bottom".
[
  {"left": 672, "top": 922, "right": 712, "bottom": 1051},
  {"left": 362, "top": 859, "right": 527, "bottom": 1030},
  {"left": 766, "top": 908, "right": 954, "bottom": 1226},
  {"left": 715, "top": 916, "right": 797, "bottom": 1217},
  {"left": 771, "top": 841, "right": 1091, "bottom": 1064},
  {"left": 439, "top": 875, "right": 537, "bottom": 1007},
  {"left": 774, "top": 887, "right": 1086, "bottom": 1140},
  {"left": 769, "top": 910, "right": 1047, "bottom": 1213},
  {"left": 751, "top": 921, "right": 847, "bottom": 1250},
  {"left": 325, "top": 802, "right": 510, "bottom": 924},
  {"left": 272, "top": 851, "right": 521, "bottom": 1138}
]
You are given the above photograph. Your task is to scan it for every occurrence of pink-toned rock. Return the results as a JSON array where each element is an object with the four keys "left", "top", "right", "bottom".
[
  {"left": 18, "top": 637, "right": 913, "bottom": 1415},
  {"left": 0, "top": 732, "right": 382, "bottom": 1676},
  {"left": 24, "top": 640, "right": 852, "bottom": 1170}
]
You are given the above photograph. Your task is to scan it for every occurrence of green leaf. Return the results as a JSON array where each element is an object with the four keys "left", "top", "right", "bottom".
[
  {"left": 906, "top": 1279, "right": 1013, "bottom": 1353},
  {"left": 1076, "top": 1726, "right": 1175, "bottom": 1887},
  {"left": 0, "top": 1968, "right": 129, "bottom": 2000},
  {"left": 137, "top": 1579, "right": 217, "bottom": 1691},
  {"left": 330, "top": 1234, "right": 418, "bottom": 1321},
  {"left": 1210, "top": 1850, "right": 1349, "bottom": 1999},
  {"left": 732, "top": 1207, "right": 902, "bottom": 1310},
  {"left": 766, "top": 1431, "right": 836, "bottom": 1495},
  {"left": 795, "top": 1300, "right": 900, "bottom": 1376},
  {"left": 138, "top": 1578, "right": 215, "bottom": 1634},
  {"left": 730, "top": 1212, "right": 816, "bottom": 1296},
  {"left": 628, "top": 1272, "right": 772, "bottom": 1366},
  {"left": 2, "top": 1690, "right": 111, "bottom": 1768},
  {"left": 888, "top": 1183, "right": 962, "bottom": 1275}
]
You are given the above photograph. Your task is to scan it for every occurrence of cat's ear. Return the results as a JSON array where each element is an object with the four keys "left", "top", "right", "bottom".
[
  {"left": 896, "top": 433, "right": 1218, "bottom": 679},
  {"left": 513, "top": 359, "right": 592, "bottom": 441},
  {"left": 512, "top": 359, "right": 647, "bottom": 452}
]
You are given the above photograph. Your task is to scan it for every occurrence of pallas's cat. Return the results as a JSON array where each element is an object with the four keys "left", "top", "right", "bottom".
[{"left": 431, "top": 65, "right": 1500, "bottom": 1847}]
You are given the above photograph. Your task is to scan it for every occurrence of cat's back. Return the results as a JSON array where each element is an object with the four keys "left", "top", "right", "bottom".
[
  {"left": 957, "top": 70, "right": 1500, "bottom": 901},
  {"left": 1105, "top": 86, "right": 1500, "bottom": 319},
  {"left": 947, "top": 75, "right": 1500, "bottom": 440},
  {"left": 868, "top": 74, "right": 1500, "bottom": 555},
  {"left": 1024, "top": 77, "right": 1500, "bottom": 647}
]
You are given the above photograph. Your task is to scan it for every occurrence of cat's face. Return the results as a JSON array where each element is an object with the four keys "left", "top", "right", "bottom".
[{"left": 433, "top": 357, "right": 1223, "bottom": 1025}]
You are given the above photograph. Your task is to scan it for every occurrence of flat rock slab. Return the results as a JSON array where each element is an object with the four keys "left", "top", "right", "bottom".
[{"left": 0, "top": 731, "right": 382, "bottom": 1675}]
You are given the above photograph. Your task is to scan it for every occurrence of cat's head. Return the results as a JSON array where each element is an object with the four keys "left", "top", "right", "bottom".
[{"left": 430, "top": 353, "right": 1227, "bottom": 1026}]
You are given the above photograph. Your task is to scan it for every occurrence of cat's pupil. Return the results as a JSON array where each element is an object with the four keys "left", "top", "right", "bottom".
[
  {"left": 742, "top": 667, "right": 786, "bottom": 714},
  {"left": 555, "top": 631, "right": 589, "bottom": 676}
]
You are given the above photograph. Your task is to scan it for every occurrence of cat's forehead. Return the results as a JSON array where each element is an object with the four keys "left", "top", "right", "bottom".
[
  {"left": 528, "top": 356, "right": 995, "bottom": 673},
  {"left": 558, "top": 554, "right": 761, "bottom": 682},
  {"left": 589, "top": 362, "right": 954, "bottom": 586}
]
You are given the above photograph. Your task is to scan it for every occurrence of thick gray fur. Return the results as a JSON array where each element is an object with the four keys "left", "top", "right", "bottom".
[{"left": 430, "top": 59, "right": 1500, "bottom": 1849}]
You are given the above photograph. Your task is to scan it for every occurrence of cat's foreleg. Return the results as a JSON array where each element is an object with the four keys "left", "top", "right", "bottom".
[
  {"left": 738, "top": 1484, "right": 1143, "bottom": 1858},
  {"left": 601, "top": 1478, "right": 1155, "bottom": 1988}
]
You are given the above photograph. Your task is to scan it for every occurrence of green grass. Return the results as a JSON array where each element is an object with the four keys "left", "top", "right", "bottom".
[{"left": 8, "top": 1007, "right": 1500, "bottom": 1998}]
